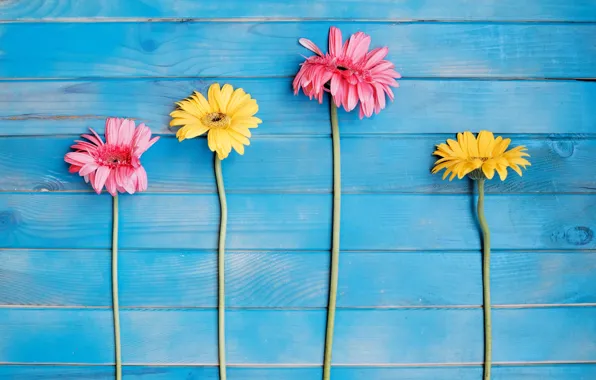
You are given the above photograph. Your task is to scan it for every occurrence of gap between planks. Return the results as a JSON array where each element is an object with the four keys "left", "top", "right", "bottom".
[
  {"left": 2, "top": 18, "right": 596, "bottom": 24},
  {"left": 0, "top": 76, "right": 595, "bottom": 82},
  {"left": 2, "top": 361, "right": 596, "bottom": 367},
  {"left": 2, "top": 304, "right": 596, "bottom": 310}
]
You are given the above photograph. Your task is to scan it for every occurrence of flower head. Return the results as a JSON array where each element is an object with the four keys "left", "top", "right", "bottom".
[
  {"left": 65, "top": 118, "right": 159, "bottom": 195},
  {"left": 432, "top": 131, "right": 531, "bottom": 181},
  {"left": 293, "top": 26, "right": 400, "bottom": 119},
  {"left": 170, "top": 83, "right": 261, "bottom": 160}
]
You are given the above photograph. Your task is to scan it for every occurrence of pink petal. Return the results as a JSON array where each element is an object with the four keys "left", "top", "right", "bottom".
[
  {"left": 65, "top": 151, "right": 95, "bottom": 166},
  {"left": 105, "top": 117, "right": 120, "bottom": 144},
  {"left": 118, "top": 118, "right": 136, "bottom": 146},
  {"left": 79, "top": 163, "right": 99, "bottom": 176},
  {"left": 299, "top": 38, "right": 324, "bottom": 56},
  {"left": 93, "top": 166, "right": 111, "bottom": 194},
  {"left": 373, "top": 83, "right": 386, "bottom": 110},
  {"left": 328, "top": 27, "right": 343, "bottom": 57},
  {"left": 345, "top": 32, "right": 371, "bottom": 63},
  {"left": 105, "top": 174, "right": 117, "bottom": 196},
  {"left": 364, "top": 47, "right": 389, "bottom": 69},
  {"left": 122, "top": 168, "right": 136, "bottom": 194},
  {"left": 135, "top": 166, "right": 148, "bottom": 192},
  {"left": 346, "top": 84, "right": 358, "bottom": 111},
  {"left": 87, "top": 128, "right": 104, "bottom": 146},
  {"left": 370, "top": 61, "right": 395, "bottom": 74},
  {"left": 329, "top": 73, "right": 341, "bottom": 97},
  {"left": 69, "top": 165, "right": 82, "bottom": 174}
]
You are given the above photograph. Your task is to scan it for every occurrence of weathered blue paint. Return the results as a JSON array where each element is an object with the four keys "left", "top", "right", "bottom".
[
  {"left": 2, "top": 0, "right": 596, "bottom": 21},
  {"left": 1, "top": 307, "right": 596, "bottom": 364},
  {"left": 2, "top": 364, "right": 596, "bottom": 380},
  {"left": 1, "top": 23, "right": 596, "bottom": 78},
  {"left": 1, "top": 79, "right": 596, "bottom": 136},
  {"left": 1, "top": 135, "right": 595, "bottom": 193},
  {"left": 0, "top": 1, "right": 595, "bottom": 378},
  {"left": 2, "top": 249, "right": 596, "bottom": 307},
  {"left": 1, "top": 193, "right": 595, "bottom": 249}
]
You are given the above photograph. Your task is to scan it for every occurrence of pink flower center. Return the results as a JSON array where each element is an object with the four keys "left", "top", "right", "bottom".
[
  {"left": 96, "top": 144, "right": 133, "bottom": 168},
  {"left": 332, "top": 58, "right": 372, "bottom": 84}
]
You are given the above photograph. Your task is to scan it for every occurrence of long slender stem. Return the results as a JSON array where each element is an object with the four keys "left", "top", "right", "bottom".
[
  {"left": 323, "top": 97, "right": 341, "bottom": 380},
  {"left": 477, "top": 179, "right": 492, "bottom": 380},
  {"left": 112, "top": 194, "right": 122, "bottom": 380},
  {"left": 214, "top": 155, "right": 228, "bottom": 380}
]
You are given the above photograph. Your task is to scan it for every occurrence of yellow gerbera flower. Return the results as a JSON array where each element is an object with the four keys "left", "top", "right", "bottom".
[
  {"left": 432, "top": 130, "right": 531, "bottom": 181},
  {"left": 170, "top": 83, "right": 262, "bottom": 159}
]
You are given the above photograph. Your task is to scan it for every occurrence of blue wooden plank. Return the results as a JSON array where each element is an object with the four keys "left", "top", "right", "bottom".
[
  {"left": 1, "top": 307, "right": 595, "bottom": 364},
  {"left": 1, "top": 23, "right": 595, "bottom": 78},
  {"left": 2, "top": 364, "right": 596, "bottom": 380},
  {"left": 2, "top": 249, "right": 595, "bottom": 307},
  {"left": 1, "top": 79, "right": 595, "bottom": 136},
  {"left": 2, "top": 0, "right": 596, "bottom": 21},
  {"left": 1, "top": 193, "right": 594, "bottom": 250},
  {"left": 2, "top": 135, "right": 594, "bottom": 193}
]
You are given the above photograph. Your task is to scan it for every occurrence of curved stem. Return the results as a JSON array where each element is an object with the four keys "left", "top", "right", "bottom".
[
  {"left": 323, "top": 97, "right": 341, "bottom": 380},
  {"left": 112, "top": 194, "right": 122, "bottom": 380},
  {"left": 214, "top": 155, "right": 228, "bottom": 380},
  {"left": 477, "top": 179, "right": 492, "bottom": 380}
]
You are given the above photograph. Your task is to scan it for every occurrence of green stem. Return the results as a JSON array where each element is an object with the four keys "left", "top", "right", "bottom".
[
  {"left": 477, "top": 179, "right": 492, "bottom": 380},
  {"left": 112, "top": 194, "right": 122, "bottom": 380},
  {"left": 323, "top": 98, "right": 341, "bottom": 380},
  {"left": 214, "top": 155, "right": 228, "bottom": 380}
]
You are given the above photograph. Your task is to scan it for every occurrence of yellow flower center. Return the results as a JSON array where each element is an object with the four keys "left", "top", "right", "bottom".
[
  {"left": 471, "top": 157, "right": 489, "bottom": 162},
  {"left": 202, "top": 112, "right": 231, "bottom": 129}
]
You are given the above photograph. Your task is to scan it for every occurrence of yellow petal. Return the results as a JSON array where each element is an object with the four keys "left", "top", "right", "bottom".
[
  {"left": 208, "top": 83, "right": 222, "bottom": 113},
  {"left": 481, "top": 160, "right": 496, "bottom": 180},
  {"left": 477, "top": 130, "right": 495, "bottom": 157},
  {"left": 510, "top": 164, "right": 523, "bottom": 176},
  {"left": 442, "top": 167, "right": 453, "bottom": 180},
  {"left": 230, "top": 137, "right": 245, "bottom": 155},
  {"left": 191, "top": 91, "right": 214, "bottom": 114},
  {"left": 431, "top": 160, "right": 458, "bottom": 174},
  {"left": 230, "top": 125, "right": 252, "bottom": 138},
  {"left": 226, "top": 88, "right": 250, "bottom": 116},
  {"left": 435, "top": 143, "right": 455, "bottom": 157},
  {"left": 496, "top": 164, "right": 508, "bottom": 181},
  {"left": 493, "top": 137, "right": 511, "bottom": 156},
  {"left": 227, "top": 129, "right": 251, "bottom": 145},
  {"left": 175, "top": 98, "right": 207, "bottom": 118},
  {"left": 230, "top": 98, "right": 259, "bottom": 118},
  {"left": 217, "top": 84, "right": 234, "bottom": 113},
  {"left": 232, "top": 116, "right": 262, "bottom": 128},
  {"left": 181, "top": 124, "right": 209, "bottom": 140},
  {"left": 464, "top": 131, "right": 479, "bottom": 157},
  {"left": 446, "top": 138, "right": 466, "bottom": 158}
]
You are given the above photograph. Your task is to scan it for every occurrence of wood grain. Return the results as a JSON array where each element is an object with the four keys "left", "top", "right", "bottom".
[
  {"left": 2, "top": 249, "right": 595, "bottom": 307},
  {"left": 1, "top": 193, "right": 594, "bottom": 250},
  {"left": 1, "top": 307, "right": 595, "bottom": 364},
  {"left": 1, "top": 79, "right": 595, "bottom": 136},
  {"left": 2, "top": 0, "right": 596, "bottom": 21},
  {"left": 2, "top": 364, "right": 596, "bottom": 379},
  {"left": 1, "top": 23, "right": 596, "bottom": 78},
  {"left": 1, "top": 135, "right": 594, "bottom": 193}
]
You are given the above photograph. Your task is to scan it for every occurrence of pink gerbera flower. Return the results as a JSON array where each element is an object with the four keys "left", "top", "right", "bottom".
[
  {"left": 65, "top": 118, "right": 159, "bottom": 196},
  {"left": 293, "top": 26, "right": 400, "bottom": 119}
]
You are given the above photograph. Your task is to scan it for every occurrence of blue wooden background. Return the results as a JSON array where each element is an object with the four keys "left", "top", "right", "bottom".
[{"left": 1, "top": 1, "right": 596, "bottom": 379}]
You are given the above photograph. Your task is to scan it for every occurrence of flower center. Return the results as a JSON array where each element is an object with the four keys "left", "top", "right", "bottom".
[
  {"left": 96, "top": 145, "right": 132, "bottom": 168},
  {"left": 202, "top": 112, "right": 231, "bottom": 129},
  {"left": 471, "top": 157, "right": 489, "bottom": 162}
]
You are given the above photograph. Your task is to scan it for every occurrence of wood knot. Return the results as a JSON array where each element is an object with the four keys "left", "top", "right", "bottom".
[
  {"left": 0, "top": 210, "right": 20, "bottom": 232},
  {"left": 550, "top": 139, "right": 575, "bottom": 158},
  {"left": 565, "top": 226, "right": 593, "bottom": 246}
]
